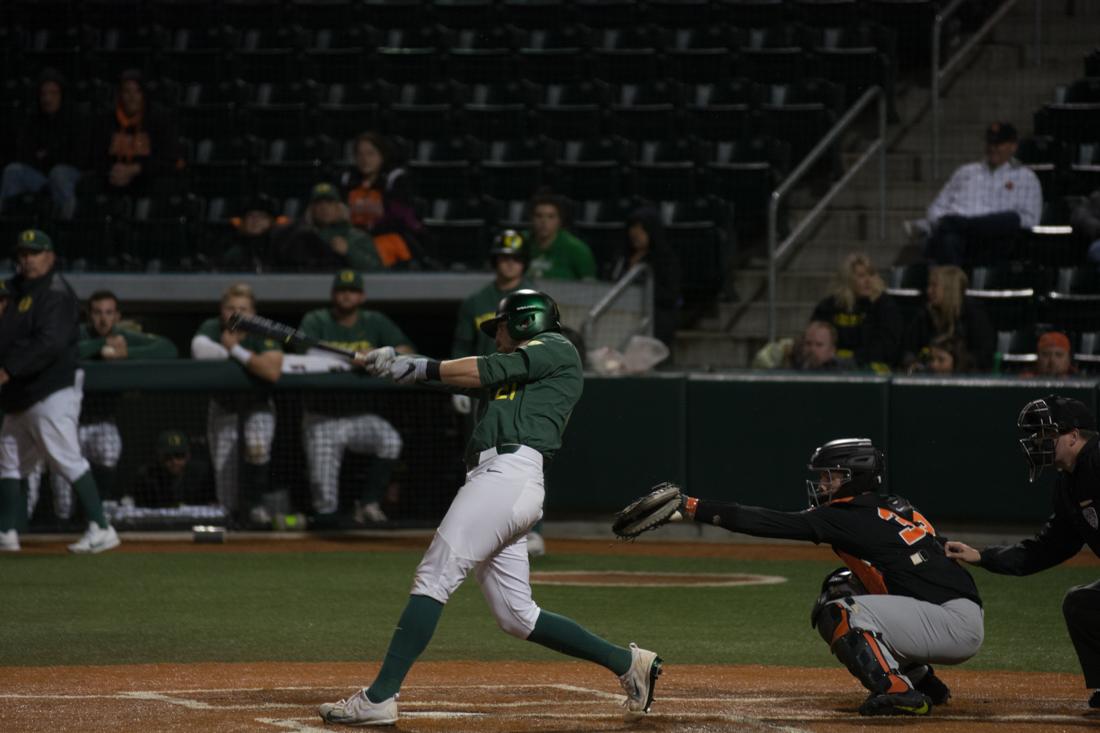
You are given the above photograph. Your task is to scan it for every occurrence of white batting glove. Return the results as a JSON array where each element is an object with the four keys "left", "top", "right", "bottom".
[
  {"left": 388, "top": 356, "right": 428, "bottom": 384},
  {"left": 358, "top": 346, "right": 397, "bottom": 375}
]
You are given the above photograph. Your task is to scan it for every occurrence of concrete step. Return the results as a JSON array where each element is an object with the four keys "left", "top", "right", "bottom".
[
  {"left": 784, "top": 207, "right": 925, "bottom": 243},
  {"left": 727, "top": 301, "right": 816, "bottom": 339},
  {"left": 672, "top": 330, "right": 753, "bottom": 369},
  {"left": 786, "top": 241, "right": 909, "bottom": 270}
]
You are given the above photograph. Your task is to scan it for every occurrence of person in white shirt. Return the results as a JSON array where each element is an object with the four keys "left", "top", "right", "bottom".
[{"left": 917, "top": 122, "right": 1043, "bottom": 266}]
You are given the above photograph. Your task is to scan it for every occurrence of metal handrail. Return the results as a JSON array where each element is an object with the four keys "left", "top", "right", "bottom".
[
  {"left": 931, "top": 0, "right": 1032, "bottom": 179},
  {"left": 581, "top": 262, "right": 652, "bottom": 350},
  {"left": 767, "top": 85, "right": 886, "bottom": 342}
]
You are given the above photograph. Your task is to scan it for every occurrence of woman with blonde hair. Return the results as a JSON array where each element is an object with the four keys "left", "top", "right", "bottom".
[
  {"left": 902, "top": 265, "right": 995, "bottom": 370},
  {"left": 810, "top": 252, "right": 903, "bottom": 370}
]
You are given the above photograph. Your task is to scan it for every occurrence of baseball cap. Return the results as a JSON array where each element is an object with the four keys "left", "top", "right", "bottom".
[
  {"left": 15, "top": 229, "right": 53, "bottom": 252},
  {"left": 309, "top": 182, "right": 340, "bottom": 204},
  {"left": 240, "top": 194, "right": 279, "bottom": 218},
  {"left": 332, "top": 268, "right": 364, "bottom": 291},
  {"left": 157, "top": 429, "right": 189, "bottom": 457},
  {"left": 1038, "top": 331, "right": 1071, "bottom": 353},
  {"left": 489, "top": 229, "right": 526, "bottom": 261},
  {"left": 1044, "top": 395, "right": 1097, "bottom": 432},
  {"left": 985, "top": 121, "right": 1018, "bottom": 144}
]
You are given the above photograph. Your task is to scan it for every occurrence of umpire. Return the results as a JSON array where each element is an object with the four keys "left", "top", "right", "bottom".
[
  {"left": 0, "top": 229, "right": 119, "bottom": 553},
  {"left": 947, "top": 394, "right": 1100, "bottom": 707}
]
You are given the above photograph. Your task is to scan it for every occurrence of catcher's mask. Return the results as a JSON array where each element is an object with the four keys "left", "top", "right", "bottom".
[
  {"left": 479, "top": 288, "right": 561, "bottom": 341},
  {"left": 806, "top": 438, "right": 884, "bottom": 507},
  {"left": 1018, "top": 394, "right": 1097, "bottom": 482}
]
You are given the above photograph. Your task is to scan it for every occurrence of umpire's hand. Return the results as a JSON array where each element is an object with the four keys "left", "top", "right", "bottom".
[{"left": 945, "top": 541, "right": 981, "bottom": 564}]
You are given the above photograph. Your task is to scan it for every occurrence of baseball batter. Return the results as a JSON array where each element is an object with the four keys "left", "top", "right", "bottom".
[
  {"left": 0, "top": 229, "right": 120, "bottom": 553},
  {"left": 947, "top": 395, "right": 1100, "bottom": 708},
  {"left": 317, "top": 289, "right": 661, "bottom": 726},
  {"left": 641, "top": 438, "right": 983, "bottom": 716},
  {"left": 298, "top": 269, "right": 411, "bottom": 523},
  {"left": 191, "top": 283, "right": 283, "bottom": 527}
]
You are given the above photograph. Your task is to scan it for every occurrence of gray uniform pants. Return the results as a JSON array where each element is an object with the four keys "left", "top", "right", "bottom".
[{"left": 829, "top": 595, "right": 984, "bottom": 681}]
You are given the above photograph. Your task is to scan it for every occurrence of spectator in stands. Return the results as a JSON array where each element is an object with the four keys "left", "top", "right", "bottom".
[
  {"left": 609, "top": 207, "right": 681, "bottom": 351},
  {"left": 1, "top": 69, "right": 83, "bottom": 218},
  {"left": 800, "top": 321, "right": 855, "bottom": 372},
  {"left": 93, "top": 69, "right": 179, "bottom": 197},
  {"left": 1021, "top": 331, "right": 1078, "bottom": 378},
  {"left": 1069, "top": 190, "right": 1100, "bottom": 265},
  {"left": 298, "top": 270, "right": 412, "bottom": 526},
  {"left": 132, "top": 429, "right": 215, "bottom": 508},
  {"left": 191, "top": 283, "right": 284, "bottom": 528},
  {"left": 339, "top": 131, "right": 423, "bottom": 269},
  {"left": 304, "top": 182, "right": 383, "bottom": 272},
  {"left": 911, "top": 122, "right": 1042, "bottom": 266},
  {"left": 453, "top": 230, "right": 534, "bottom": 359},
  {"left": 525, "top": 192, "right": 597, "bottom": 280},
  {"left": 903, "top": 265, "right": 995, "bottom": 371},
  {"left": 810, "top": 253, "right": 902, "bottom": 371},
  {"left": 909, "top": 333, "right": 973, "bottom": 375},
  {"left": 219, "top": 195, "right": 327, "bottom": 272}
]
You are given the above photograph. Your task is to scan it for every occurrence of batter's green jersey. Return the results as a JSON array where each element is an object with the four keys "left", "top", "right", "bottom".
[
  {"left": 298, "top": 308, "right": 413, "bottom": 352},
  {"left": 195, "top": 318, "right": 283, "bottom": 354},
  {"left": 471, "top": 331, "right": 582, "bottom": 461},
  {"left": 451, "top": 278, "right": 534, "bottom": 358}
]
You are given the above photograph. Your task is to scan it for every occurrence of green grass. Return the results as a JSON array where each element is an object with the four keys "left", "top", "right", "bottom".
[{"left": 1, "top": 549, "right": 1090, "bottom": 673}]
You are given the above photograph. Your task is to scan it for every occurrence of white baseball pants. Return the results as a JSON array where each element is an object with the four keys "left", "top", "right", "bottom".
[
  {"left": 206, "top": 399, "right": 275, "bottom": 512},
  {"left": 301, "top": 410, "right": 403, "bottom": 514},
  {"left": 0, "top": 385, "right": 91, "bottom": 484}
]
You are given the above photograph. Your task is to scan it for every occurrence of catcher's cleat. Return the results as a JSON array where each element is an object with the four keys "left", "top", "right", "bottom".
[
  {"left": 619, "top": 643, "right": 662, "bottom": 715},
  {"left": 1089, "top": 690, "right": 1100, "bottom": 709},
  {"left": 914, "top": 665, "right": 951, "bottom": 705},
  {"left": 318, "top": 689, "right": 398, "bottom": 726},
  {"left": 858, "top": 689, "right": 932, "bottom": 717}
]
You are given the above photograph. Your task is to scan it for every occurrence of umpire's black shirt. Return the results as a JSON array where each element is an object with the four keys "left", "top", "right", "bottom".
[
  {"left": 980, "top": 436, "right": 1100, "bottom": 575},
  {"left": 0, "top": 266, "right": 80, "bottom": 412}
]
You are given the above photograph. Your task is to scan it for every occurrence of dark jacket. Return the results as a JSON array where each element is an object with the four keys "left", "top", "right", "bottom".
[
  {"left": 95, "top": 100, "right": 178, "bottom": 193},
  {"left": 811, "top": 293, "right": 903, "bottom": 368},
  {"left": 0, "top": 267, "right": 80, "bottom": 411},
  {"left": 980, "top": 436, "right": 1100, "bottom": 574},
  {"left": 903, "top": 297, "right": 995, "bottom": 371},
  {"left": 611, "top": 209, "right": 682, "bottom": 348},
  {"left": 133, "top": 454, "right": 215, "bottom": 508},
  {"left": 219, "top": 226, "right": 340, "bottom": 273},
  {"left": 14, "top": 71, "right": 85, "bottom": 173}
]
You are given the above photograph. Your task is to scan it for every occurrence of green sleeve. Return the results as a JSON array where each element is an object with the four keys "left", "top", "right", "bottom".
[
  {"left": 78, "top": 336, "right": 106, "bottom": 360},
  {"left": 375, "top": 314, "right": 414, "bottom": 350},
  {"left": 344, "top": 230, "right": 383, "bottom": 272},
  {"left": 298, "top": 310, "right": 324, "bottom": 339},
  {"left": 247, "top": 334, "right": 283, "bottom": 353},
  {"left": 476, "top": 350, "right": 531, "bottom": 387},
  {"left": 122, "top": 330, "right": 179, "bottom": 359},
  {"left": 195, "top": 318, "right": 221, "bottom": 341},
  {"left": 451, "top": 296, "right": 478, "bottom": 358},
  {"left": 570, "top": 233, "right": 597, "bottom": 279}
]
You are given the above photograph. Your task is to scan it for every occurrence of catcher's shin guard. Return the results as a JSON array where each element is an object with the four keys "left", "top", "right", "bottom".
[{"left": 817, "top": 603, "right": 910, "bottom": 695}]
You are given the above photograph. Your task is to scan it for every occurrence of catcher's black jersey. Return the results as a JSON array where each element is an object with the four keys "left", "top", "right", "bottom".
[
  {"left": 980, "top": 436, "right": 1100, "bottom": 576},
  {"left": 695, "top": 492, "right": 982, "bottom": 606}
]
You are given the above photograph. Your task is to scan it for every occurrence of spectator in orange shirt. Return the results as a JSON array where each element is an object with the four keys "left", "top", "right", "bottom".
[{"left": 1021, "top": 331, "right": 1078, "bottom": 378}]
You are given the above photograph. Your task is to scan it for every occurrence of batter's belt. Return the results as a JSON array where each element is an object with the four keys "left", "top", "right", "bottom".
[{"left": 465, "top": 443, "right": 545, "bottom": 472}]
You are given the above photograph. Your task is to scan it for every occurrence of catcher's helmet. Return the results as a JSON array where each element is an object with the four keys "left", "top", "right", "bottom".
[
  {"left": 489, "top": 229, "right": 527, "bottom": 266},
  {"left": 1018, "top": 394, "right": 1097, "bottom": 482},
  {"left": 806, "top": 438, "right": 884, "bottom": 507},
  {"left": 479, "top": 288, "right": 561, "bottom": 340}
]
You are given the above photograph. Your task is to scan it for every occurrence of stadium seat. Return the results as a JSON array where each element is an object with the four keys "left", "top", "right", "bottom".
[
  {"left": 1040, "top": 267, "right": 1100, "bottom": 333},
  {"left": 188, "top": 135, "right": 259, "bottom": 198},
  {"left": 664, "top": 26, "right": 737, "bottom": 83},
  {"left": 316, "top": 81, "right": 389, "bottom": 141},
  {"left": 150, "top": 0, "right": 221, "bottom": 29},
  {"left": 492, "top": 198, "right": 532, "bottom": 230},
  {"left": 433, "top": 0, "right": 497, "bottom": 28},
  {"left": 630, "top": 139, "right": 701, "bottom": 200},
  {"left": 738, "top": 25, "right": 806, "bottom": 84},
  {"left": 1065, "top": 142, "right": 1100, "bottom": 197},
  {"left": 553, "top": 136, "right": 630, "bottom": 200},
  {"left": 421, "top": 196, "right": 494, "bottom": 269},
  {"left": 245, "top": 81, "right": 318, "bottom": 141},
  {"left": 660, "top": 196, "right": 729, "bottom": 303},
  {"left": 685, "top": 79, "right": 760, "bottom": 141},
  {"left": 384, "top": 81, "right": 460, "bottom": 141},
  {"left": 53, "top": 194, "right": 132, "bottom": 270},
  {"left": 479, "top": 138, "right": 555, "bottom": 200},
  {"left": 91, "top": 26, "right": 162, "bottom": 79},
  {"left": 1016, "top": 135, "right": 1060, "bottom": 199},
  {"left": 1033, "top": 103, "right": 1100, "bottom": 144},
  {"left": 305, "top": 26, "right": 372, "bottom": 83},
  {"left": 460, "top": 82, "right": 535, "bottom": 140},
  {"left": 646, "top": 0, "right": 714, "bottom": 28},
  {"left": 129, "top": 194, "right": 204, "bottom": 270},
  {"left": 257, "top": 136, "right": 337, "bottom": 199},
  {"left": 1087, "top": 49, "right": 1100, "bottom": 78},
  {"left": 995, "top": 328, "right": 1038, "bottom": 372},
  {"left": 702, "top": 137, "right": 785, "bottom": 232},
  {"left": 219, "top": 0, "right": 287, "bottom": 28},
  {"left": 1063, "top": 77, "right": 1100, "bottom": 103},
  {"left": 9, "top": 0, "right": 77, "bottom": 31},
  {"left": 407, "top": 136, "right": 479, "bottom": 199},
  {"left": 289, "top": 0, "right": 362, "bottom": 30},
  {"left": 500, "top": 0, "right": 567, "bottom": 29},
  {"left": 25, "top": 28, "right": 88, "bottom": 82},
  {"left": 232, "top": 27, "right": 307, "bottom": 84},
  {"left": 376, "top": 28, "right": 442, "bottom": 84},
  {"left": 362, "top": 0, "right": 427, "bottom": 30},
  {"left": 760, "top": 78, "right": 842, "bottom": 160},
  {"left": 967, "top": 264, "right": 1037, "bottom": 332},
  {"left": 444, "top": 27, "right": 514, "bottom": 84},
  {"left": 607, "top": 80, "right": 682, "bottom": 141},
  {"left": 865, "top": 0, "right": 936, "bottom": 73},
  {"left": 514, "top": 26, "right": 587, "bottom": 84},
  {"left": 589, "top": 26, "right": 662, "bottom": 84},
  {"left": 573, "top": 196, "right": 634, "bottom": 275},
  {"left": 884, "top": 262, "right": 929, "bottom": 324},
  {"left": 535, "top": 81, "right": 610, "bottom": 140},
  {"left": 179, "top": 79, "right": 251, "bottom": 140},
  {"left": 793, "top": 0, "right": 861, "bottom": 28},
  {"left": 712, "top": 0, "right": 787, "bottom": 28},
  {"left": 163, "top": 26, "right": 233, "bottom": 83},
  {"left": 1076, "top": 331, "right": 1100, "bottom": 371},
  {"left": 573, "top": 0, "right": 640, "bottom": 29}
]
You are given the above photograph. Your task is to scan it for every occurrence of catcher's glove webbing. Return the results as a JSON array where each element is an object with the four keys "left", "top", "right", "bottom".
[{"left": 612, "top": 482, "right": 685, "bottom": 539}]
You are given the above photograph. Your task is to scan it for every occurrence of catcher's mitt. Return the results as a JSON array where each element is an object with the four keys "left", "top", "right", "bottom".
[{"left": 613, "top": 482, "right": 685, "bottom": 539}]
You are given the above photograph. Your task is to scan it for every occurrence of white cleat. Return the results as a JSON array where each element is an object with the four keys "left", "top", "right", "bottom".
[
  {"left": 318, "top": 689, "right": 398, "bottom": 726},
  {"left": 619, "top": 642, "right": 662, "bottom": 715},
  {"left": 360, "top": 501, "right": 388, "bottom": 523},
  {"left": 0, "top": 528, "right": 20, "bottom": 552},
  {"left": 67, "top": 522, "right": 121, "bottom": 554}
]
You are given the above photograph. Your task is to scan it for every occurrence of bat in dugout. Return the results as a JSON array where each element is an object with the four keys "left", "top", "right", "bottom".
[{"left": 226, "top": 312, "right": 363, "bottom": 361}]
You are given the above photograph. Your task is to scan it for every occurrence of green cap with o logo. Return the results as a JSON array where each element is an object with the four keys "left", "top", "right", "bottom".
[
  {"left": 157, "top": 429, "right": 190, "bottom": 457},
  {"left": 310, "top": 182, "right": 340, "bottom": 203},
  {"left": 15, "top": 229, "right": 53, "bottom": 252},
  {"left": 332, "top": 269, "right": 364, "bottom": 292}
]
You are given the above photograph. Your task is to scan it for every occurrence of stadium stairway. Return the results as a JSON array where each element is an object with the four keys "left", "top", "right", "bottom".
[{"left": 672, "top": 0, "right": 1098, "bottom": 369}]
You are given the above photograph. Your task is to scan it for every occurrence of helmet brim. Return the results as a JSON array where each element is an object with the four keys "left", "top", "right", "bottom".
[{"left": 479, "top": 316, "right": 504, "bottom": 338}]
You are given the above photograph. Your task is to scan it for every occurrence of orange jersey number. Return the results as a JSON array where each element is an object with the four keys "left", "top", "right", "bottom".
[{"left": 877, "top": 507, "right": 936, "bottom": 546}]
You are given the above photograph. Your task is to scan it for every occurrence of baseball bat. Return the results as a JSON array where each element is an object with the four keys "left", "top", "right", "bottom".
[{"left": 226, "top": 312, "right": 362, "bottom": 361}]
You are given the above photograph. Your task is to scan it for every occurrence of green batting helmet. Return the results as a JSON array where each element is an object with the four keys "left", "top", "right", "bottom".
[{"left": 479, "top": 289, "right": 561, "bottom": 340}]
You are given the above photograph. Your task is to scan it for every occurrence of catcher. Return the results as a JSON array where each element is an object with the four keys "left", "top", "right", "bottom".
[{"left": 614, "top": 437, "right": 984, "bottom": 717}]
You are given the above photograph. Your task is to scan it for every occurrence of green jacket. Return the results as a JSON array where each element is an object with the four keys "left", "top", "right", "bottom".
[
  {"left": 77, "top": 325, "right": 178, "bottom": 360},
  {"left": 313, "top": 222, "right": 383, "bottom": 272}
]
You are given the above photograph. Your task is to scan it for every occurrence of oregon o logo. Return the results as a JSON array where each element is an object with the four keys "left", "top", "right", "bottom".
[{"left": 18, "top": 296, "right": 32, "bottom": 312}]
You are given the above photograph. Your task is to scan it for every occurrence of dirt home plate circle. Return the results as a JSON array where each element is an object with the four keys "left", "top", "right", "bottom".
[{"left": 530, "top": 571, "right": 787, "bottom": 587}]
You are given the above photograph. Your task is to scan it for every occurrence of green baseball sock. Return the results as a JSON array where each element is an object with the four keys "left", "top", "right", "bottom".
[
  {"left": 527, "top": 610, "right": 633, "bottom": 675},
  {"left": 0, "top": 478, "right": 20, "bottom": 531},
  {"left": 367, "top": 594, "right": 444, "bottom": 703},
  {"left": 71, "top": 471, "right": 108, "bottom": 529}
]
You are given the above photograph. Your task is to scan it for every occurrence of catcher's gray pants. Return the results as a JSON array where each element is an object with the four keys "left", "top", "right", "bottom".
[
  {"left": 302, "top": 410, "right": 402, "bottom": 514},
  {"left": 829, "top": 595, "right": 984, "bottom": 682},
  {"left": 207, "top": 399, "right": 275, "bottom": 513}
]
